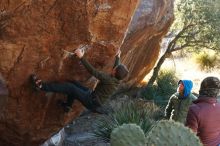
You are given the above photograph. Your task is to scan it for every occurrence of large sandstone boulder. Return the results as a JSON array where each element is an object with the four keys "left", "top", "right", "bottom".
[{"left": 0, "top": 0, "right": 174, "bottom": 145}]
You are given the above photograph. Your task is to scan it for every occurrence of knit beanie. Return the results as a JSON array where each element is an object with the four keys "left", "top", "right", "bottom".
[{"left": 199, "top": 76, "right": 220, "bottom": 97}]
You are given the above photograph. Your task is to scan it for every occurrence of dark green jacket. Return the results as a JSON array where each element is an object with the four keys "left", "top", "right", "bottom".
[
  {"left": 164, "top": 93, "right": 197, "bottom": 123},
  {"left": 80, "top": 56, "right": 120, "bottom": 104}
]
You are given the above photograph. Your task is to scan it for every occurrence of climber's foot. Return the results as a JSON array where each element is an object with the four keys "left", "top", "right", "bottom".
[{"left": 29, "top": 74, "right": 42, "bottom": 91}]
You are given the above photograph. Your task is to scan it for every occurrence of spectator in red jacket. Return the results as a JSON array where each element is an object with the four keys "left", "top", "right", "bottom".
[{"left": 186, "top": 76, "right": 220, "bottom": 146}]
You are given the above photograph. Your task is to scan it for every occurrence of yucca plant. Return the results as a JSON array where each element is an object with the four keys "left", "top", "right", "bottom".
[
  {"left": 92, "top": 115, "right": 119, "bottom": 142},
  {"left": 92, "top": 99, "right": 162, "bottom": 142},
  {"left": 113, "top": 100, "right": 161, "bottom": 128}
]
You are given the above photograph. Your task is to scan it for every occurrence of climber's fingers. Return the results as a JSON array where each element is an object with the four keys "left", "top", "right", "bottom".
[
  {"left": 116, "top": 49, "right": 121, "bottom": 57},
  {"left": 74, "top": 48, "right": 84, "bottom": 58}
]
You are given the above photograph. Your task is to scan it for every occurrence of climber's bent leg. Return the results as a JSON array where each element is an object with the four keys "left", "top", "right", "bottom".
[
  {"left": 42, "top": 82, "right": 92, "bottom": 111},
  {"left": 67, "top": 80, "right": 90, "bottom": 92},
  {"left": 41, "top": 82, "right": 88, "bottom": 97}
]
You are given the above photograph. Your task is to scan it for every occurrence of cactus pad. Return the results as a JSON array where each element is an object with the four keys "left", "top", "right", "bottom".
[
  {"left": 146, "top": 120, "right": 202, "bottom": 146},
  {"left": 110, "top": 123, "right": 145, "bottom": 146}
]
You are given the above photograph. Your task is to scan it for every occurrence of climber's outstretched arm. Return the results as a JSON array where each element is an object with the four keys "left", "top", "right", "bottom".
[{"left": 74, "top": 48, "right": 108, "bottom": 80}]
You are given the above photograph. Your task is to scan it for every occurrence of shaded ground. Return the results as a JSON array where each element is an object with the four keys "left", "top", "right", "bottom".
[
  {"left": 63, "top": 112, "right": 109, "bottom": 146},
  {"left": 42, "top": 111, "right": 110, "bottom": 146},
  {"left": 42, "top": 96, "right": 132, "bottom": 146}
]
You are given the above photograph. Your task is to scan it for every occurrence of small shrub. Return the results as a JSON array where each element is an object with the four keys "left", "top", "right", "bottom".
[
  {"left": 195, "top": 52, "right": 217, "bottom": 71},
  {"left": 142, "top": 69, "right": 179, "bottom": 106},
  {"left": 155, "top": 69, "right": 178, "bottom": 106},
  {"left": 141, "top": 85, "right": 158, "bottom": 100},
  {"left": 92, "top": 99, "right": 162, "bottom": 142},
  {"left": 156, "top": 69, "right": 178, "bottom": 97}
]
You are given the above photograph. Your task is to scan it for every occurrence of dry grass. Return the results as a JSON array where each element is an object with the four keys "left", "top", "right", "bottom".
[{"left": 195, "top": 52, "right": 218, "bottom": 71}]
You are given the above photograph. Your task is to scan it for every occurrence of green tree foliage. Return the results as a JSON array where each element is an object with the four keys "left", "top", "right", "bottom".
[
  {"left": 144, "top": 0, "right": 220, "bottom": 89},
  {"left": 173, "top": 0, "right": 220, "bottom": 51}
]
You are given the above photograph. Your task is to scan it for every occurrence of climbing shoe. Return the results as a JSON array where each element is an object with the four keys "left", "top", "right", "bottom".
[{"left": 29, "top": 74, "right": 42, "bottom": 91}]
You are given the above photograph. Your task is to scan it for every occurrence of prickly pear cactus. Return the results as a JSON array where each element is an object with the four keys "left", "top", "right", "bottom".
[
  {"left": 110, "top": 123, "right": 146, "bottom": 146},
  {"left": 146, "top": 120, "right": 202, "bottom": 146}
]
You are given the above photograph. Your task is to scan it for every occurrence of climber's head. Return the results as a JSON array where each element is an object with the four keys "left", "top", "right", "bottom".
[{"left": 112, "top": 64, "right": 129, "bottom": 80}]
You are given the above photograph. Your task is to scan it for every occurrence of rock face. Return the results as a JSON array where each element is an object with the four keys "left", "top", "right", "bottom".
[
  {"left": 0, "top": 0, "right": 174, "bottom": 145},
  {"left": 122, "top": 0, "right": 174, "bottom": 84}
]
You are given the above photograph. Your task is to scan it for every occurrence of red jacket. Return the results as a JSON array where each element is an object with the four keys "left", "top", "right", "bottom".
[{"left": 186, "top": 97, "right": 220, "bottom": 146}]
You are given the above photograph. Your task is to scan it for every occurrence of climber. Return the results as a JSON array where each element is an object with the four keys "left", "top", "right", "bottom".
[
  {"left": 30, "top": 47, "right": 129, "bottom": 113},
  {"left": 164, "top": 80, "right": 197, "bottom": 123}
]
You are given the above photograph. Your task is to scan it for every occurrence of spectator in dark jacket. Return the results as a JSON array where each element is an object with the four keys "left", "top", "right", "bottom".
[
  {"left": 186, "top": 76, "right": 220, "bottom": 146},
  {"left": 164, "top": 80, "right": 197, "bottom": 123},
  {"left": 31, "top": 48, "right": 129, "bottom": 113}
]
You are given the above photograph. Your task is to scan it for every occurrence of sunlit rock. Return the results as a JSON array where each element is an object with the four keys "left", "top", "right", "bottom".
[{"left": 0, "top": 0, "right": 174, "bottom": 145}]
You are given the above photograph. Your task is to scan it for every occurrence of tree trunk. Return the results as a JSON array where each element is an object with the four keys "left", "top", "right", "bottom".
[
  {"left": 138, "top": 51, "right": 169, "bottom": 98},
  {"left": 146, "top": 52, "right": 168, "bottom": 88},
  {"left": 139, "top": 24, "right": 193, "bottom": 97}
]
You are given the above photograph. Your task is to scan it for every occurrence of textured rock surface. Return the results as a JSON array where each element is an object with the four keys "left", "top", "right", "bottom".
[
  {"left": 122, "top": 0, "right": 174, "bottom": 84},
  {"left": 0, "top": 0, "right": 174, "bottom": 145}
]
